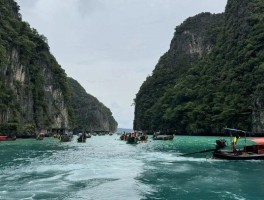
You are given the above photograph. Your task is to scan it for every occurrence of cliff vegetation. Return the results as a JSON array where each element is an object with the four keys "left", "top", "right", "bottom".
[
  {"left": 0, "top": 0, "right": 117, "bottom": 136},
  {"left": 68, "top": 77, "right": 117, "bottom": 133},
  {"left": 134, "top": 0, "right": 264, "bottom": 134}
]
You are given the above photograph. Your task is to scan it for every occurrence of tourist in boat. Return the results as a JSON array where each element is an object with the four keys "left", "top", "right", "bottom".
[
  {"left": 120, "top": 132, "right": 127, "bottom": 141},
  {"left": 140, "top": 132, "right": 148, "bottom": 142},
  {"left": 77, "top": 132, "right": 86, "bottom": 142},
  {"left": 232, "top": 134, "right": 240, "bottom": 152}
]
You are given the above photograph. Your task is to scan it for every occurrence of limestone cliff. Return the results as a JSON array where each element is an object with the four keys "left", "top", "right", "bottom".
[
  {"left": 0, "top": 0, "right": 70, "bottom": 136},
  {"left": 0, "top": 0, "right": 117, "bottom": 136},
  {"left": 134, "top": 12, "right": 224, "bottom": 131},
  {"left": 68, "top": 78, "right": 117, "bottom": 133},
  {"left": 134, "top": 0, "right": 264, "bottom": 134}
]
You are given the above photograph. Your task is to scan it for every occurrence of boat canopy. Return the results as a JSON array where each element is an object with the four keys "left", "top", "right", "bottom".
[{"left": 251, "top": 138, "right": 264, "bottom": 145}]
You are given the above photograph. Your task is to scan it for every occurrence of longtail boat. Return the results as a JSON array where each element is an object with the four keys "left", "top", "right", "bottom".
[
  {"left": 59, "top": 133, "right": 73, "bottom": 142},
  {"left": 0, "top": 135, "right": 16, "bottom": 141},
  {"left": 153, "top": 135, "right": 174, "bottom": 141},
  {"left": 213, "top": 137, "right": 264, "bottom": 160},
  {"left": 181, "top": 128, "right": 264, "bottom": 160},
  {"left": 77, "top": 133, "right": 86, "bottom": 143}
]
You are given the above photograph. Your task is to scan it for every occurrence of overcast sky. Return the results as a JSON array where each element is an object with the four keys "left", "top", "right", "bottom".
[{"left": 16, "top": 0, "right": 227, "bottom": 129}]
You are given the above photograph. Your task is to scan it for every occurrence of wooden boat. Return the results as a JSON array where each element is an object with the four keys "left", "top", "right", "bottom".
[
  {"left": 77, "top": 136, "right": 86, "bottom": 143},
  {"left": 214, "top": 128, "right": 264, "bottom": 160},
  {"left": 213, "top": 137, "right": 264, "bottom": 160},
  {"left": 0, "top": 135, "right": 16, "bottom": 141},
  {"left": 59, "top": 134, "right": 72, "bottom": 142},
  {"left": 126, "top": 136, "right": 139, "bottom": 144},
  {"left": 140, "top": 134, "right": 148, "bottom": 142},
  {"left": 77, "top": 133, "right": 86, "bottom": 142},
  {"left": 213, "top": 149, "right": 264, "bottom": 160},
  {"left": 208, "top": 127, "right": 264, "bottom": 160},
  {"left": 153, "top": 135, "right": 174, "bottom": 141},
  {"left": 181, "top": 129, "right": 264, "bottom": 160},
  {"left": 36, "top": 133, "right": 45, "bottom": 140},
  {"left": 120, "top": 133, "right": 127, "bottom": 141}
]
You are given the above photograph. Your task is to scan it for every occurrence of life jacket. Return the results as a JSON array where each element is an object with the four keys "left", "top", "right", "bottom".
[{"left": 232, "top": 137, "right": 238, "bottom": 144}]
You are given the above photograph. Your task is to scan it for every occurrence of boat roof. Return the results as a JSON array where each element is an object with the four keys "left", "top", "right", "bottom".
[{"left": 224, "top": 128, "right": 247, "bottom": 133}]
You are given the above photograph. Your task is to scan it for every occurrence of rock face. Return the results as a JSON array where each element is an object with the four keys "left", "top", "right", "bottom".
[
  {"left": 0, "top": 0, "right": 117, "bottom": 136},
  {"left": 1, "top": 47, "right": 69, "bottom": 128},
  {"left": 0, "top": 1, "right": 70, "bottom": 136},
  {"left": 68, "top": 78, "right": 117, "bottom": 133},
  {"left": 134, "top": 12, "right": 224, "bottom": 131},
  {"left": 134, "top": 0, "right": 264, "bottom": 134}
]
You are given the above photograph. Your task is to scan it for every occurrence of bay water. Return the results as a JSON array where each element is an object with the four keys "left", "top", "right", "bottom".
[{"left": 1, "top": 135, "right": 264, "bottom": 200}]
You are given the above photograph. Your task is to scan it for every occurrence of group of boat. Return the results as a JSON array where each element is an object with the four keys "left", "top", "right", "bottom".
[
  {"left": 53, "top": 131, "right": 112, "bottom": 142},
  {"left": 120, "top": 131, "right": 175, "bottom": 144},
  {"left": 120, "top": 128, "right": 264, "bottom": 160},
  {"left": 54, "top": 132, "right": 83, "bottom": 142},
  {"left": 3, "top": 126, "right": 264, "bottom": 160},
  {"left": 120, "top": 132, "right": 149, "bottom": 144}
]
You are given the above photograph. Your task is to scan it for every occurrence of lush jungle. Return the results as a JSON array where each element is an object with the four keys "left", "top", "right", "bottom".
[{"left": 134, "top": 0, "right": 264, "bottom": 135}]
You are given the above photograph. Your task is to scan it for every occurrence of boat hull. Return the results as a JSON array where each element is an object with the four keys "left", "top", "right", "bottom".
[
  {"left": 213, "top": 151, "right": 264, "bottom": 160},
  {"left": 59, "top": 135, "right": 72, "bottom": 142},
  {"left": 77, "top": 137, "right": 86, "bottom": 142},
  {"left": 0, "top": 136, "right": 16, "bottom": 141},
  {"left": 153, "top": 135, "right": 174, "bottom": 141}
]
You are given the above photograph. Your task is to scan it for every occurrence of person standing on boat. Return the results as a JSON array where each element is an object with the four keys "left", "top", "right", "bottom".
[{"left": 232, "top": 134, "right": 240, "bottom": 152}]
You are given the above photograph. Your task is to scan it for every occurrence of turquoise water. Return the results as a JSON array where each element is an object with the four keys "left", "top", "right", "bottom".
[{"left": 1, "top": 135, "right": 264, "bottom": 200}]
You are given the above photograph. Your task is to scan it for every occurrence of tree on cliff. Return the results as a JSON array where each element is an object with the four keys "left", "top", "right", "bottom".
[{"left": 134, "top": 0, "right": 264, "bottom": 134}]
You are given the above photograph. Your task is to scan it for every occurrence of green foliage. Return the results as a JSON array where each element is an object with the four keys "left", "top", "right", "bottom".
[
  {"left": 68, "top": 77, "right": 117, "bottom": 132},
  {"left": 0, "top": 81, "right": 14, "bottom": 111},
  {"left": 21, "top": 123, "right": 36, "bottom": 136},
  {"left": 134, "top": 0, "right": 264, "bottom": 134},
  {"left": 0, "top": 0, "right": 72, "bottom": 132},
  {"left": 0, "top": 122, "right": 19, "bottom": 135}
]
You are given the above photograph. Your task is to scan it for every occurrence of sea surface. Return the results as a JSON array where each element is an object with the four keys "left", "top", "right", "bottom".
[{"left": 1, "top": 135, "right": 264, "bottom": 200}]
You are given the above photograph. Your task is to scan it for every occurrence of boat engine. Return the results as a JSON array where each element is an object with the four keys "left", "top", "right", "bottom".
[{"left": 215, "top": 139, "right": 227, "bottom": 150}]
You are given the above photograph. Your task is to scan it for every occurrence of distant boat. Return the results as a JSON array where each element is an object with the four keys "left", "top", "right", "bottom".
[
  {"left": 36, "top": 133, "right": 45, "bottom": 140},
  {"left": 59, "top": 133, "right": 73, "bottom": 142},
  {"left": 126, "top": 136, "right": 139, "bottom": 144},
  {"left": 77, "top": 133, "right": 87, "bottom": 143},
  {"left": 140, "top": 134, "right": 148, "bottom": 142},
  {"left": 0, "top": 135, "right": 16, "bottom": 141},
  {"left": 153, "top": 135, "right": 174, "bottom": 141}
]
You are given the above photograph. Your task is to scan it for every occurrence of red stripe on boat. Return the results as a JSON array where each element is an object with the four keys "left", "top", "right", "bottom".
[{"left": 0, "top": 136, "right": 8, "bottom": 141}]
